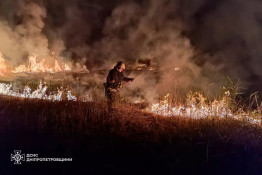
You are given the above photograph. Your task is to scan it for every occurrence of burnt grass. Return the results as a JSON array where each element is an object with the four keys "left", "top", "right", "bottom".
[{"left": 0, "top": 96, "right": 262, "bottom": 175}]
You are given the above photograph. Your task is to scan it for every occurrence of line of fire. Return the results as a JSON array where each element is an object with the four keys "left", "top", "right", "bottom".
[{"left": 1, "top": 1, "right": 262, "bottom": 175}]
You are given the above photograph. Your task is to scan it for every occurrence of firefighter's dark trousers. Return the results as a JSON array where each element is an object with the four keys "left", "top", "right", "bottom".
[{"left": 105, "top": 89, "right": 120, "bottom": 111}]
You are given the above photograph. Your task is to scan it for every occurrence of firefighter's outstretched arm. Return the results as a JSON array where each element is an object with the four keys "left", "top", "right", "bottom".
[
  {"left": 123, "top": 77, "right": 134, "bottom": 82},
  {"left": 122, "top": 73, "right": 134, "bottom": 82}
]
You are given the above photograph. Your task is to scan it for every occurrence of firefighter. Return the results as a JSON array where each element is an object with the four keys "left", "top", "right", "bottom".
[{"left": 104, "top": 61, "right": 134, "bottom": 111}]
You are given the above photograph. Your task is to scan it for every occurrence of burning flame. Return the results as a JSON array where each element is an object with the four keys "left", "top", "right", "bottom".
[
  {"left": 151, "top": 92, "right": 262, "bottom": 125},
  {"left": 0, "top": 82, "right": 78, "bottom": 101},
  {"left": 0, "top": 78, "right": 260, "bottom": 126},
  {"left": 0, "top": 52, "right": 7, "bottom": 76},
  {"left": 0, "top": 81, "right": 93, "bottom": 103},
  {"left": 12, "top": 54, "right": 71, "bottom": 73}
]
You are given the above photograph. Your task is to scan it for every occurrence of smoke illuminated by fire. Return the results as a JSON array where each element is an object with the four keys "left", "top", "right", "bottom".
[{"left": 0, "top": 0, "right": 261, "bottom": 133}]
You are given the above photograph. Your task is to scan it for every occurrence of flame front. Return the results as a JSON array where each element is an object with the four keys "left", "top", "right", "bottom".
[
  {"left": 151, "top": 92, "right": 261, "bottom": 125},
  {"left": 0, "top": 80, "right": 261, "bottom": 126},
  {"left": 12, "top": 54, "right": 71, "bottom": 73},
  {"left": 0, "top": 81, "right": 94, "bottom": 103},
  {"left": 0, "top": 52, "right": 7, "bottom": 76}
]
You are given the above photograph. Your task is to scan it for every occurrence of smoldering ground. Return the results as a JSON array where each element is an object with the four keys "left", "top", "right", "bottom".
[{"left": 0, "top": 0, "right": 262, "bottom": 102}]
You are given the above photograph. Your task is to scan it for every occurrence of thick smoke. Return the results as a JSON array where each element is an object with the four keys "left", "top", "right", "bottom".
[
  {"left": 0, "top": 0, "right": 262, "bottom": 101},
  {"left": 0, "top": 0, "right": 50, "bottom": 65}
]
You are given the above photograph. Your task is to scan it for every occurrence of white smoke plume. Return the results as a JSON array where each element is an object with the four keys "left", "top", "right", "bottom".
[{"left": 0, "top": 0, "right": 262, "bottom": 102}]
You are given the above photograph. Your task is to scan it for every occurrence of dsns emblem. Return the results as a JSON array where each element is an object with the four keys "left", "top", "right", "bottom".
[{"left": 11, "top": 150, "right": 25, "bottom": 164}]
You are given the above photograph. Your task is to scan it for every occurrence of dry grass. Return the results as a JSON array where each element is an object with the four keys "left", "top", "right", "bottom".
[
  {"left": 1, "top": 95, "right": 262, "bottom": 146},
  {"left": 1, "top": 95, "right": 262, "bottom": 174}
]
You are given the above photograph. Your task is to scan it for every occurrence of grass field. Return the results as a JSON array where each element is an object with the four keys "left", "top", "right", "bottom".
[{"left": 1, "top": 95, "right": 262, "bottom": 175}]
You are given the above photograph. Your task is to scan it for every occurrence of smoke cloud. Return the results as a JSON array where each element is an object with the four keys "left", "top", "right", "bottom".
[{"left": 0, "top": 0, "right": 262, "bottom": 101}]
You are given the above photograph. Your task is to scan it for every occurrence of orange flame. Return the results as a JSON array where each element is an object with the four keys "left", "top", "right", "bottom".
[
  {"left": 0, "top": 52, "right": 7, "bottom": 76},
  {"left": 12, "top": 54, "right": 71, "bottom": 73}
]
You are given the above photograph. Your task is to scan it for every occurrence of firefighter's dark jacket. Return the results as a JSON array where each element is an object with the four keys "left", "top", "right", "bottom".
[{"left": 106, "top": 67, "right": 132, "bottom": 89}]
